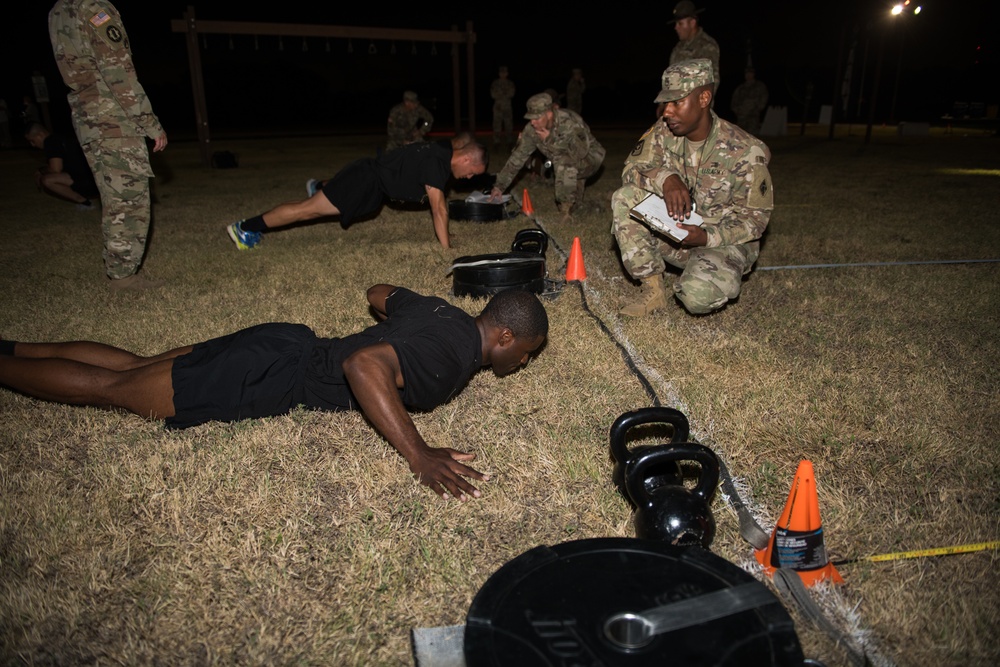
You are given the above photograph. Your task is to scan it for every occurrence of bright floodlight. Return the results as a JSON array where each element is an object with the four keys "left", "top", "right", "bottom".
[
  {"left": 892, "top": 4, "right": 904, "bottom": 15},
  {"left": 914, "top": 6, "right": 922, "bottom": 14}
]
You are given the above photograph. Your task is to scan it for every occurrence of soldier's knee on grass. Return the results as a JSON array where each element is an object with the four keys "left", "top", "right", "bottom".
[{"left": 675, "top": 275, "right": 730, "bottom": 315}]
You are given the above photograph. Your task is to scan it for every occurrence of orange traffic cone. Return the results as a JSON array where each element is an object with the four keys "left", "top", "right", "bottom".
[
  {"left": 566, "top": 237, "right": 587, "bottom": 282},
  {"left": 521, "top": 188, "right": 534, "bottom": 216},
  {"left": 755, "top": 460, "right": 844, "bottom": 587}
]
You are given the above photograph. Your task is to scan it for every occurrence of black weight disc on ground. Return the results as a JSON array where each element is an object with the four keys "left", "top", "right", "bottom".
[
  {"left": 449, "top": 200, "right": 513, "bottom": 222},
  {"left": 464, "top": 537, "right": 803, "bottom": 666},
  {"left": 451, "top": 253, "right": 546, "bottom": 297}
]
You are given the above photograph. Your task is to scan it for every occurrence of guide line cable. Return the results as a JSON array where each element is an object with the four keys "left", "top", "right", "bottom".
[
  {"left": 533, "top": 219, "right": 872, "bottom": 666},
  {"left": 758, "top": 258, "right": 1000, "bottom": 271}
]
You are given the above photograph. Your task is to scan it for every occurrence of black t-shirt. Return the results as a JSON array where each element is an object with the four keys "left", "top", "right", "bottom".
[
  {"left": 376, "top": 141, "right": 452, "bottom": 203},
  {"left": 43, "top": 133, "right": 96, "bottom": 190},
  {"left": 303, "top": 287, "right": 481, "bottom": 412}
]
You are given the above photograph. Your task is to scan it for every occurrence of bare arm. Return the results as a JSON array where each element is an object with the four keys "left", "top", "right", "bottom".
[
  {"left": 342, "top": 343, "right": 486, "bottom": 500},
  {"left": 366, "top": 284, "right": 396, "bottom": 320},
  {"left": 44, "top": 156, "right": 65, "bottom": 174},
  {"left": 425, "top": 185, "right": 451, "bottom": 248}
]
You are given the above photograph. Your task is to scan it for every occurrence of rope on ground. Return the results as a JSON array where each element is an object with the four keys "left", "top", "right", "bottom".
[
  {"left": 758, "top": 258, "right": 1000, "bottom": 271},
  {"left": 532, "top": 219, "right": 883, "bottom": 666}
]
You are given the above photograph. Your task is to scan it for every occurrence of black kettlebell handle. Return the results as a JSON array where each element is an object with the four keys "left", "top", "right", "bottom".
[
  {"left": 624, "top": 443, "right": 720, "bottom": 506},
  {"left": 511, "top": 228, "right": 548, "bottom": 256},
  {"left": 609, "top": 407, "right": 690, "bottom": 465}
]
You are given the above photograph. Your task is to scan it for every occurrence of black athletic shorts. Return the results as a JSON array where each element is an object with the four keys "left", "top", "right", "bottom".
[
  {"left": 70, "top": 170, "right": 99, "bottom": 198},
  {"left": 166, "top": 323, "right": 317, "bottom": 429},
  {"left": 320, "top": 159, "right": 384, "bottom": 226}
]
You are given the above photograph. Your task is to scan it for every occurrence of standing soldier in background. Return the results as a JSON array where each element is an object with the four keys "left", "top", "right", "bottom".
[
  {"left": 490, "top": 66, "right": 516, "bottom": 150},
  {"left": 668, "top": 1, "right": 720, "bottom": 110},
  {"left": 49, "top": 0, "right": 168, "bottom": 291},
  {"left": 613, "top": 60, "right": 773, "bottom": 317},
  {"left": 490, "top": 92, "right": 605, "bottom": 223},
  {"left": 730, "top": 66, "right": 769, "bottom": 136},
  {"left": 386, "top": 91, "right": 434, "bottom": 152},
  {"left": 566, "top": 68, "right": 585, "bottom": 116}
]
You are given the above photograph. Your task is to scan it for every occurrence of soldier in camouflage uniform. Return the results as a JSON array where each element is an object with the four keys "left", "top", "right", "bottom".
[
  {"left": 731, "top": 67, "right": 769, "bottom": 136},
  {"left": 566, "top": 68, "right": 585, "bottom": 116},
  {"left": 490, "top": 66, "right": 515, "bottom": 149},
  {"left": 613, "top": 59, "right": 773, "bottom": 316},
  {"left": 386, "top": 91, "right": 434, "bottom": 152},
  {"left": 669, "top": 1, "right": 720, "bottom": 105},
  {"left": 49, "top": 0, "right": 167, "bottom": 291},
  {"left": 490, "top": 93, "right": 605, "bottom": 222}
]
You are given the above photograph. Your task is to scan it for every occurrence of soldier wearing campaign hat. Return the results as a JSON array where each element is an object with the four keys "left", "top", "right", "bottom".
[
  {"left": 490, "top": 92, "right": 605, "bottom": 222},
  {"left": 613, "top": 59, "right": 774, "bottom": 317},
  {"left": 669, "top": 1, "right": 720, "bottom": 96}
]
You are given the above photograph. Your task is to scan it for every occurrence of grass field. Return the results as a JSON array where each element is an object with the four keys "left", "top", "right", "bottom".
[{"left": 1, "top": 124, "right": 998, "bottom": 666}]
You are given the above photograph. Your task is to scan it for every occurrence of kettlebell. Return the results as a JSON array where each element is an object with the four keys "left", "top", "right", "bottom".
[
  {"left": 609, "top": 407, "right": 690, "bottom": 505},
  {"left": 625, "top": 443, "right": 720, "bottom": 548},
  {"left": 510, "top": 228, "right": 548, "bottom": 256}
]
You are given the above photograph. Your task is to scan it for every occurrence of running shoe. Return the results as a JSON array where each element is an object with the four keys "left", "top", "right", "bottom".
[
  {"left": 226, "top": 220, "right": 261, "bottom": 250},
  {"left": 306, "top": 178, "right": 320, "bottom": 197}
]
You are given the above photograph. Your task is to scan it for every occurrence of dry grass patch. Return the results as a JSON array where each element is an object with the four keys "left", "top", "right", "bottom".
[{"left": 2, "top": 129, "right": 998, "bottom": 665}]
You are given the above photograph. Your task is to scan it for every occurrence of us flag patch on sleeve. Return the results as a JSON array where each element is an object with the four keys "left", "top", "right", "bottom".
[{"left": 90, "top": 11, "right": 111, "bottom": 27}]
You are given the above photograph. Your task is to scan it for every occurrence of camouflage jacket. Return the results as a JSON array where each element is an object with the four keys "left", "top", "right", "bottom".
[
  {"left": 670, "top": 29, "right": 721, "bottom": 92},
  {"left": 731, "top": 80, "right": 769, "bottom": 117},
  {"left": 622, "top": 111, "right": 773, "bottom": 248},
  {"left": 48, "top": 0, "right": 163, "bottom": 144},
  {"left": 490, "top": 78, "right": 516, "bottom": 107},
  {"left": 494, "top": 108, "right": 605, "bottom": 192},
  {"left": 387, "top": 103, "right": 434, "bottom": 145}
]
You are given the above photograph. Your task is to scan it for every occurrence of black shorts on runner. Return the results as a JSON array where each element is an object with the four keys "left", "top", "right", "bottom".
[
  {"left": 166, "top": 323, "right": 317, "bottom": 429},
  {"left": 320, "top": 159, "right": 384, "bottom": 227}
]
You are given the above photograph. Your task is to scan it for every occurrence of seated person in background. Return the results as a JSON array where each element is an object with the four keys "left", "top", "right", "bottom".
[
  {"left": 25, "top": 122, "right": 99, "bottom": 210},
  {"left": 0, "top": 285, "right": 548, "bottom": 501}
]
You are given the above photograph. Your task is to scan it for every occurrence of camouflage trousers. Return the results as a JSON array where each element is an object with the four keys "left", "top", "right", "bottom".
[
  {"left": 493, "top": 103, "right": 513, "bottom": 145},
  {"left": 82, "top": 137, "right": 153, "bottom": 280},
  {"left": 554, "top": 145, "right": 604, "bottom": 206},
  {"left": 611, "top": 184, "right": 759, "bottom": 314}
]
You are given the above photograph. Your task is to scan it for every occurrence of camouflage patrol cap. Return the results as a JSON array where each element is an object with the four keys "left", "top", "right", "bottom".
[
  {"left": 524, "top": 93, "right": 553, "bottom": 119},
  {"left": 654, "top": 59, "right": 715, "bottom": 103},
  {"left": 403, "top": 90, "right": 419, "bottom": 102}
]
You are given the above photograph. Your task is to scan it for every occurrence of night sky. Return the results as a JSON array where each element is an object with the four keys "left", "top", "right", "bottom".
[{"left": 2, "top": 0, "right": 995, "bottom": 139}]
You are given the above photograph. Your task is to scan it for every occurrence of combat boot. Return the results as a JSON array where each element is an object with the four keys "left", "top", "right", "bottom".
[
  {"left": 620, "top": 273, "right": 670, "bottom": 317},
  {"left": 557, "top": 202, "right": 574, "bottom": 223}
]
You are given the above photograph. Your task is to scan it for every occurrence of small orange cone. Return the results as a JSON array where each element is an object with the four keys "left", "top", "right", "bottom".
[
  {"left": 755, "top": 460, "right": 844, "bottom": 587},
  {"left": 521, "top": 188, "right": 534, "bottom": 216},
  {"left": 566, "top": 237, "right": 587, "bottom": 282}
]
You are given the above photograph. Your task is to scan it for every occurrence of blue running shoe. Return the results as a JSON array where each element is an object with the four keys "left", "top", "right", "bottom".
[
  {"left": 306, "top": 178, "right": 320, "bottom": 197},
  {"left": 226, "top": 220, "right": 261, "bottom": 250}
]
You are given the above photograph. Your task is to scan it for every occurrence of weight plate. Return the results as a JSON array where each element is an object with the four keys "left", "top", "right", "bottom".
[{"left": 464, "top": 537, "right": 803, "bottom": 666}]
